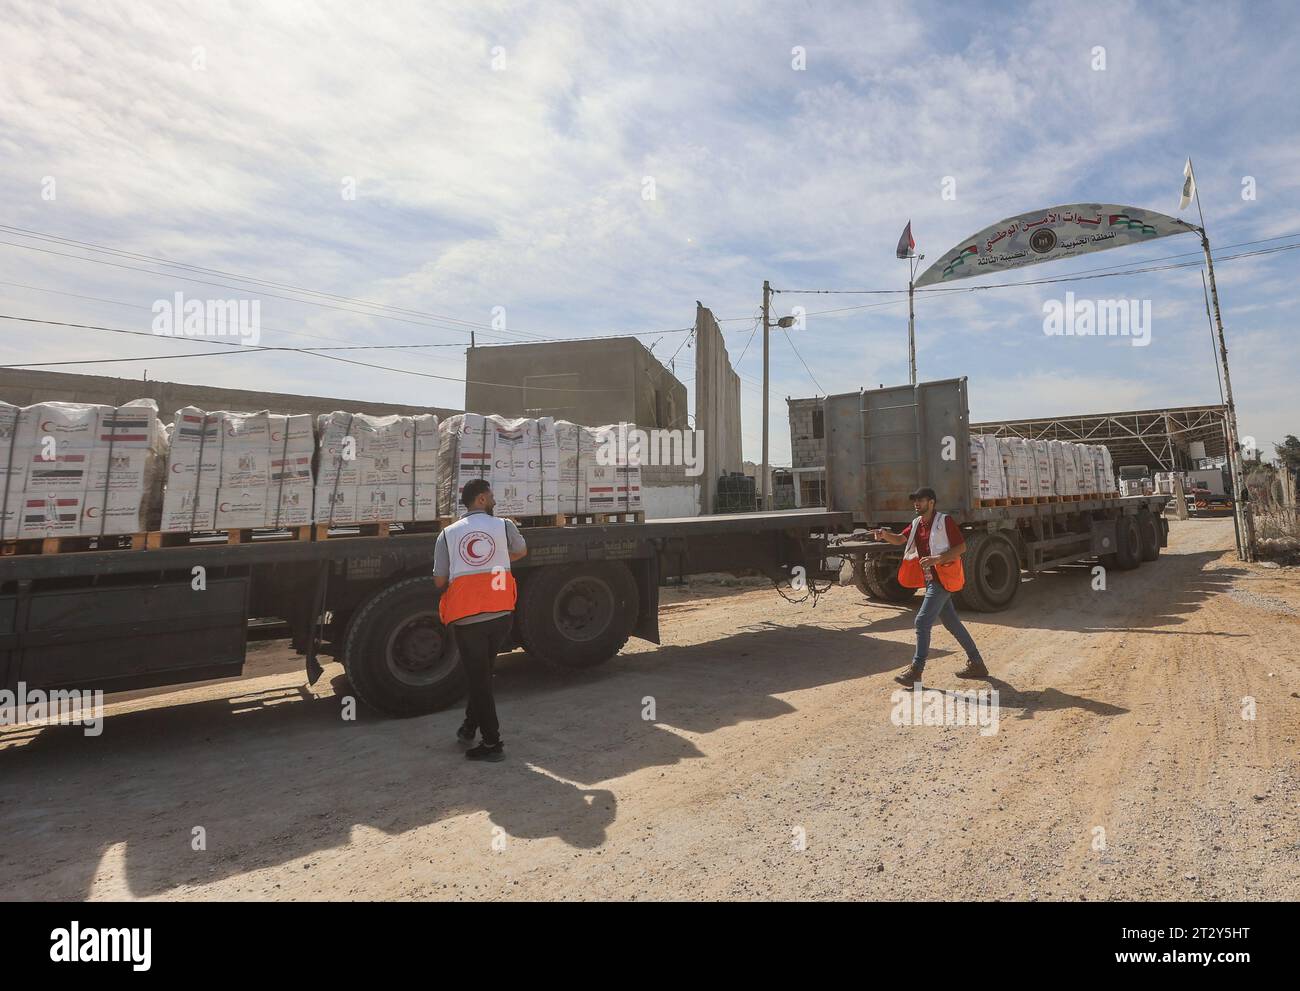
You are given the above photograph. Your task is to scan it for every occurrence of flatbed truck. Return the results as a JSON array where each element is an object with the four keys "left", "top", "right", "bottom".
[{"left": 826, "top": 378, "right": 1170, "bottom": 611}]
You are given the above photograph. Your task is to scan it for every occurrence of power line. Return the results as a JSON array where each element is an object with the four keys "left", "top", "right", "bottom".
[
  {"left": 0, "top": 314, "right": 627, "bottom": 392},
  {"left": 3, "top": 350, "right": 248, "bottom": 369},
  {"left": 781, "top": 326, "right": 824, "bottom": 395},
  {"left": 0, "top": 226, "right": 706, "bottom": 347}
]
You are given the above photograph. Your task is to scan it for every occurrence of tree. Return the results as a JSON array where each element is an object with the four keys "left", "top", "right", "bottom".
[{"left": 1274, "top": 435, "right": 1300, "bottom": 474}]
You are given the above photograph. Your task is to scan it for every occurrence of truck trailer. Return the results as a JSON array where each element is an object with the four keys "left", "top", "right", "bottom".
[
  {"left": 0, "top": 509, "right": 849, "bottom": 717},
  {"left": 824, "top": 378, "right": 1170, "bottom": 612}
]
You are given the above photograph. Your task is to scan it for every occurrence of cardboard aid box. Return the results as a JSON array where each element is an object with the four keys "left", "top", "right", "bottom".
[
  {"left": 12, "top": 402, "right": 101, "bottom": 450},
  {"left": 214, "top": 488, "right": 268, "bottom": 529},
  {"left": 266, "top": 480, "right": 313, "bottom": 527},
  {"left": 161, "top": 483, "right": 218, "bottom": 531},
  {"left": 82, "top": 489, "right": 152, "bottom": 535},
  {"left": 585, "top": 464, "right": 642, "bottom": 511},
  {"left": 313, "top": 482, "right": 356, "bottom": 525},
  {"left": 15, "top": 493, "right": 85, "bottom": 537}
]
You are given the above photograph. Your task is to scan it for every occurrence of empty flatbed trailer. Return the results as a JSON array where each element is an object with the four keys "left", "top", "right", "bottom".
[{"left": 0, "top": 509, "right": 850, "bottom": 717}]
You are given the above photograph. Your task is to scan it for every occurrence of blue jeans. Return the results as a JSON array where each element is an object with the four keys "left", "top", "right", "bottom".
[{"left": 912, "top": 579, "right": 983, "bottom": 672}]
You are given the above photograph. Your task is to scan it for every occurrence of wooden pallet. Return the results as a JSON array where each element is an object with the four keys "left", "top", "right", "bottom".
[
  {"left": 514, "top": 514, "right": 568, "bottom": 529},
  {"left": 562, "top": 510, "right": 646, "bottom": 526},
  {"left": 2, "top": 532, "right": 148, "bottom": 556},
  {"left": 976, "top": 498, "right": 1012, "bottom": 508},
  {"left": 146, "top": 526, "right": 314, "bottom": 549},
  {"left": 312, "top": 518, "right": 452, "bottom": 540}
]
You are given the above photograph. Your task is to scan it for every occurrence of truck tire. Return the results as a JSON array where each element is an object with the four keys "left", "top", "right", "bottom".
[
  {"left": 517, "top": 561, "right": 637, "bottom": 668},
  {"left": 1113, "top": 514, "right": 1142, "bottom": 571},
  {"left": 851, "top": 554, "right": 917, "bottom": 602},
  {"left": 1137, "top": 510, "right": 1160, "bottom": 562},
  {"left": 342, "top": 576, "right": 464, "bottom": 717},
  {"left": 958, "top": 532, "right": 1021, "bottom": 612}
]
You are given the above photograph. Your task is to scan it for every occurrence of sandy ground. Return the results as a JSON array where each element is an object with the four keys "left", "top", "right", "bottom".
[{"left": 1, "top": 517, "right": 1296, "bottom": 901}]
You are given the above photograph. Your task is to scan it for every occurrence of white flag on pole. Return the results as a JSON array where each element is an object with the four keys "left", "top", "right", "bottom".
[{"left": 1179, "top": 158, "right": 1196, "bottom": 211}]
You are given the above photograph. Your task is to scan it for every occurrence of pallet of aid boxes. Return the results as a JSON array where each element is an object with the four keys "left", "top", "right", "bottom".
[
  {"left": 969, "top": 434, "right": 1116, "bottom": 505},
  {"left": 314, "top": 412, "right": 440, "bottom": 527},
  {"left": 160, "top": 408, "right": 315, "bottom": 534},
  {"left": 437, "top": 414, "right": 642, "bottom": 521},
  {"left": 438, "top": 414, "right": 560, "bottom": 520},
  {"left": 0, "top": 399, "right": 166, "bottom": 544}
]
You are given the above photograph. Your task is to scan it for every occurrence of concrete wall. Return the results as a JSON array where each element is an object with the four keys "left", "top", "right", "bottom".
[
  {"left": 787, "top": 396, "right": 826, "bottom": 469},
  {"left": 0, "top": 368, "right": 459, "bottom": 420},
  {"left": 640, "top": 462, "right": 700, "bottom": 518},
  {"left": 694, "top": 304, "right": 742, "bottom": 513},
  {"left": 465, "top": 338, "right": 686, "bottom": 428}
]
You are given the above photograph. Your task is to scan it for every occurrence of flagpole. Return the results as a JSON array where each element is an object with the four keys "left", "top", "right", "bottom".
[
  {"left": 908, "top": 255, "right": 917, "bottom": 386},
  {"left": 1189, "top": 160, "right": 1255, "bottom": 561}
]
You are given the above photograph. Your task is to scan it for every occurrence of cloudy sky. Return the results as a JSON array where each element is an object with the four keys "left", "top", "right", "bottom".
[{"left": 2, "top": 0, "right": 1298, "bottom": 465}]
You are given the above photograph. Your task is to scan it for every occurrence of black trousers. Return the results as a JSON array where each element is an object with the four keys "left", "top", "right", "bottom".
[{"left": 453, "top": 615, "right": 513, "bottom": 746}]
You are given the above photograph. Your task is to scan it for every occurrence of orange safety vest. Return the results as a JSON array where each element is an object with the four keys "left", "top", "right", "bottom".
[
  {"left": 438, "top": 514, "right": 518, "bottom": 624},
  {"left": 897, "top": 511, "right": 965, "bottom": 592}
]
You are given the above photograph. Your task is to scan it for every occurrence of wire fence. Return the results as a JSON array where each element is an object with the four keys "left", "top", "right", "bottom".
[{"left": 1249, "top": 466, "right": 1299, "bottom": 560}]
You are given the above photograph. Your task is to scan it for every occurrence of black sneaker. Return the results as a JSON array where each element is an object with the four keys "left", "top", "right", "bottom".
[
  {"left": 894, "top": 665, "right": 924, "bottom": 688},
  {"left": 456, "top": 723, "right": 477, "bottom": 746},
  {"left": 465, "top": 743, "right": 505, "bottom": 762},
  {"left": 955, "top": 661, "right": 990, "bottom": 679}
]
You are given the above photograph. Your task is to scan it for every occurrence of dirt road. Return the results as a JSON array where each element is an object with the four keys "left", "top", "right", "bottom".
[{"left": 2, "top": 517, "right": 1296, "bottom": 901}]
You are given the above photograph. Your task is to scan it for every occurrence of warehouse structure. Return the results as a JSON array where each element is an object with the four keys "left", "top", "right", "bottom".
[{"left": 971, "top": 403, "right": 1230, "bottom": 471}]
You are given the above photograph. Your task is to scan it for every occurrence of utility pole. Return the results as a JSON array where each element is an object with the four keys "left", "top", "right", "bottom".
[
  {"left": 1199, "top": 229, "right": 1255, "bottom": 561},
  {"left": 761, "top": 279, "right": 770, "bottom": 511},
  {"left": 1187, "top": 158, "right": 1255, "bottom": 561}
]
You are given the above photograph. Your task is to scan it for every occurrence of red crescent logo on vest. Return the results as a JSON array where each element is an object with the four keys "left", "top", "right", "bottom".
[{"left": 457, "top": 530, "right": 496, "bottom": 567}]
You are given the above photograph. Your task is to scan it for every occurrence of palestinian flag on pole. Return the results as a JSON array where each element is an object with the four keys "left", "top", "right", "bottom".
[{"left": 896, "top": 220, "right": 915, "bottom": 258}]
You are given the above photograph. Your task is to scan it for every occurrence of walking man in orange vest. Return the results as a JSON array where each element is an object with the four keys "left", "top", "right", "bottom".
[
  {"left": 433, "top": 479, "right": 528, "bottom": 761},
  {"left": 870, "top": 487, "right": 988, "bottom": 687}
]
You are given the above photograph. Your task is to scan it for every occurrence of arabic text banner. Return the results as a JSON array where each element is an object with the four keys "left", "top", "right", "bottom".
[{"left": 914, "top": 203, "right": 1193, "bottom": 289}]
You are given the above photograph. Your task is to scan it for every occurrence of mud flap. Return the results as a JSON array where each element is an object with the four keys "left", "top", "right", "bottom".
[
  {"left": 632, "top": 555, "right": 661, "bottom": 645},
  {"left": 305, "top": 560, "right": 329, "bottom": 685}
]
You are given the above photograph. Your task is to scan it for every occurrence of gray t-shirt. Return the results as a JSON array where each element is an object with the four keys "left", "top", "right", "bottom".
[{"left": 433, "top": 511, "right": 526, "bottom": 626}]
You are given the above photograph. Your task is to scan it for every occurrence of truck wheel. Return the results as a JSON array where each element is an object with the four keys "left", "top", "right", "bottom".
[
  {"left": 342, "top": 576, "right": 464, "bottom": 717},
  {"left": 852, "top": 556, "right": 915, "bottom": 603},
  {"left": 1137, "top": 510, "right": 1160, "bottom": 562},
  {"left": 1114, "top": 514, "right": 1142, "bottom": 571},
  {"left": 518, "top": 561, "right": 637, "bottom": 668},
  {"left": 960, "top": 533, "right": 1021, "bottom": 612},
  {"left": 852, "top": 554, "right": 917, "bottom": 602},
  {"left": 850, "top": 554, "right": 878, "bottom": 598}
]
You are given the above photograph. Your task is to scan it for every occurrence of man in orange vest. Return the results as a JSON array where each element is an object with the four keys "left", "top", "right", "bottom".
[
  {"left": 870, "top": 487, "right": 988, "bottom": 687},
  {"left": 433, "top": 479, "right": 528, "bottom": 762}
]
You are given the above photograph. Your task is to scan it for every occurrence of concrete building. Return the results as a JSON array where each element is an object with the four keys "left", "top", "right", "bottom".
[
  {"left": 786, "top": 396, "right": 827, "bottom": 506},
  {"left": 465, "top": 337, "right": 686, "bottom": 428},
  {"left": 464, "top": 336, "right": 702, "bottom": 518},
  {"left": 0, "top": 368, "right": 459, "bottom": 420}
]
